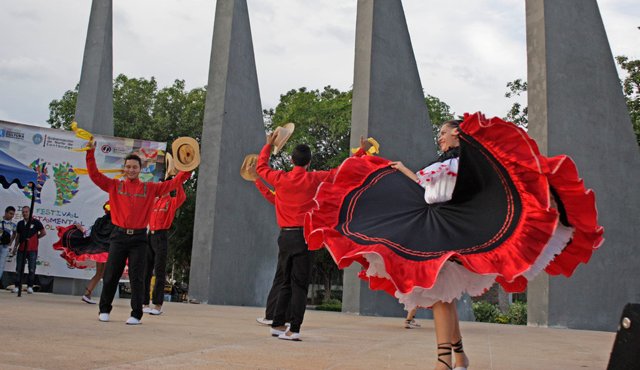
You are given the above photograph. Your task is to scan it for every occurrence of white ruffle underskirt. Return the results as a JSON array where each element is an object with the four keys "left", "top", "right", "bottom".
[{"left": 361, "top": 223, "right": 575, "bottom": 311}]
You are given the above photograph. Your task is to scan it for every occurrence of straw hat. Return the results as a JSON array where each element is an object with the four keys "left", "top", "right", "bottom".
[
  {"left": 240, "top": 154, "right": 259, "bottom": 181},
  {"left": 171, "top": 137, "right": 201, "bottom": 172},
  {"left": 164, "top": 152, "right": 179, "bottom": 180},
  {"left": 272, "top": 122, "right": 295, "bottom": 154}
]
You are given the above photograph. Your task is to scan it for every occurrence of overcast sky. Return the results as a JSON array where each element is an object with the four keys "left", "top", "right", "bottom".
[{"left": 0, "top": 0, "right": 638, "bottom": 128}]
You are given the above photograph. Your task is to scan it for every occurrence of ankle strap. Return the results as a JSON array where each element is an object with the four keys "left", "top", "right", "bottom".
[
  {"left": 437, "top": 343, "right": 453, "bottom": 370},
  {"left": 452, "top": 339, "right": 464, "bottom": 353}
]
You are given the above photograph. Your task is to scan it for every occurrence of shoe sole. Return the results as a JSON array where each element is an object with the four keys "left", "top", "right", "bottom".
[{"left": 278, "top": 336, "right": 301, "bottom": 341}]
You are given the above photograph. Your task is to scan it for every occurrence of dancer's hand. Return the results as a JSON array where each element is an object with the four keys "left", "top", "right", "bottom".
[
  {"left": 85, "top": 139, "right": 96, "bottom": 150},
  {"left": 266, "top": 132, "right": 277, "bottom": 146},
  {"left": 359, "top": 136, "right": 373, "bottom": 152},
  {"left": 390, "top": 161, "right": 406, "bottom": 171}
]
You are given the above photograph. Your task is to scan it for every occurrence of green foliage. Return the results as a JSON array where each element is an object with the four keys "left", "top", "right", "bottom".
[
  {"left": 315, "top": 298, "right": 342, "bottom": 312},
  {"left": 263, "top": 86, "right": 353, "bottom": 171},
  {"left": 425, "top": 94, "right": 455, "bottom": 126},
  {"left": 48, "top": 85, "right": 79, "bottom": 129},
  {"left": 616, "top": 55, "right": 640, "bottom": 146},
  {"left": 504, "top": 78, "right": 528, "bottom": 128},
  {"left": 472, "top": 301, "right": 500, "bottom": 323},
  {"left": 507, "top": 301, "right": 528, "bottom": 325},
  {"left": 473, "top": 300, "right": 528, "bottom": 325}
]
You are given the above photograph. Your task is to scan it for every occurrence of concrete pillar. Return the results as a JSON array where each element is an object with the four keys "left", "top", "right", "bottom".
[
  {"left": 345, "top": 0, "right": 438, "bottom": 318},
  {"left": 189, "top": 0, "right": 278, "bottom": 306},
  {"left": 74, "top": 0, "right": 113, "bottom": 136},
  {"left": 526, "top": 0, "right": 640, "bottom": 331}
]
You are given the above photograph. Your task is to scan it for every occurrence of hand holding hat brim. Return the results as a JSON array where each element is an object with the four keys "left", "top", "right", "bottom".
[{"left": 240, "top": 154, "right": 259, "bottom": 181}]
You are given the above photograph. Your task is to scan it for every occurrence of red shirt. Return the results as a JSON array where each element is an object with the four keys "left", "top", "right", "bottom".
[
  {"left": 86, "top": 149, "right": 190, "bottom": 229},
  {"left": 257, "top": 144, "right": 367, "bottom": 227},
  {"left": 149, "top": 184, "right": 187, "bottom": 231},
  {"left": 16, "top": 219, "right": 44, "bottom": 252},
  {"left": 254, "top": 179, "right": 275, "bottom": 205}
]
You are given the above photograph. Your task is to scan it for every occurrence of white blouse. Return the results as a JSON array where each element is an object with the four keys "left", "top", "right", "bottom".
[{"left": 415, "top": 158, "right": 459, "bottom": 204}]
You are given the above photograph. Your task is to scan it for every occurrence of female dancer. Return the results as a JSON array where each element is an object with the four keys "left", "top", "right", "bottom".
[
  {"left": 53, "top": 202, "right": 114, "bottom": 304},
  {"left": 305, "top": 113, "right": 603, "bottom": 369}
]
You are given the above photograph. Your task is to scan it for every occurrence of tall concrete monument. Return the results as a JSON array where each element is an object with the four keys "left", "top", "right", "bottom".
[
  {"left": 55, "top": 0, "right": 114, "bottom": 296},
  {"left": 74, "top": 0, "right": 113, "bottom": 136},
  {"left": 526, "top": 0, "right": 640, "bottom": 331},
  {"left": 189, "top": 0, "right": 278, "bottom": 305},
  {"left": 344, "top": 0, "right": 436, "bottom": 317}
]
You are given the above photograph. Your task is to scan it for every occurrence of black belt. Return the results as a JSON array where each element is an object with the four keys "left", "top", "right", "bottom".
[
  {"left": 114, "top": 226, "right": 147, "bottom": 235},
  {"left": 149, "top": 229, "right": 168, "bottom": 235},
  {"left": 281, "top": 227, "right": 303, "bottom": 231}
]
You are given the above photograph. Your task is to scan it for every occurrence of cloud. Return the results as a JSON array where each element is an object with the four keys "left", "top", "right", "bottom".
[{"left": 0, "top": 0, "right": 635, "bottom": 127}]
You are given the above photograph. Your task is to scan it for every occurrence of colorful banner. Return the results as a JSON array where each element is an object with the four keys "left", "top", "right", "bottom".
[{"left": 0, "top": 120, "right": 166, "bottom": 279}]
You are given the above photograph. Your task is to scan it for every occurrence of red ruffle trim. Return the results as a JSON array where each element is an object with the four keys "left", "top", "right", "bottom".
[
  {"left": 305, "top": 112, "right": 603, "bottom": 297},
  {"left": 543, "top": 155, "right": 604, "bottom": 275},
  {"left": 52, "top": 225, "right": 109, "bottom": 269}
]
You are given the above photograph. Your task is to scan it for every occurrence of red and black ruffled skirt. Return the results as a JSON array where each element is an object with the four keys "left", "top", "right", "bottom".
[
  {"left": 52, "top": 214, "right": 113, "bottom": 269},
  {"left": 304, "top": 112, "right": 603, "bottom": 309}
]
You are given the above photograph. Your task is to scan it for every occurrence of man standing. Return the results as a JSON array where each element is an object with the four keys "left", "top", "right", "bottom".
[
  {"left": 256, "top": 134, "right": 371, "bottom": 340},
  {"left": 143, "top": 179, "right": 188, "bottom": 316},
  {"left": 12, "top": 206, "right": 46, "bottom": 294},
  {"left": 0, "top": 206, "right": 17, "bottom": 287},
  {"left": 85, "top": 141, "right": 189, "bottom": 325}
]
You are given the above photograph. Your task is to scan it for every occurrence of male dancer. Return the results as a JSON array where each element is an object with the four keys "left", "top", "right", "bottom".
[
  {"left": 256, "top": 134, "right": 371, "bottom": 340},
  {"left": 143, "top": 179, "right": 188, "bottom": 315},
  {"left": 85, "top": 140, "right": 189, "bottom": 325}
]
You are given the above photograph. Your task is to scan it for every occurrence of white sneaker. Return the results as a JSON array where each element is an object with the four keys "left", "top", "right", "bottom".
[
  {"left": 278, "top": 331, "right": 301, "bottom": 341},
  {"left": 82, "top": 295, "right": 97, "bottom": 304},
  {"left": 98, "top": 313, "right": 110, "bottom": 322},
  {"left": 149, "top": 308, "right": 163, "bottom": 316},
  {"left": 26, "top": 287, "right": 34, "bottom": 294},
  {"left": 12, "top": 287, "right": 19, "bottom": 293},
  {"left": 404, "top": 319, "right": 421, "bottom": 329},
  {"left": 126, "top": 316, "right": 141, "bottom": 325},
  {"left": 270, "top": 327, "right": 287, "bottom": 337},
  {"left": 142, "top": 306, "right": 152, "bottom": 313},
  {"left": 256, "top": 317, "right": 273, "bottom": 326}
]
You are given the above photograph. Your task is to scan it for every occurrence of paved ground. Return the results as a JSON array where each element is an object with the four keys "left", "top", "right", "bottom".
[{"left": 0, "top": 289, "right": 615, "bottom": 370}]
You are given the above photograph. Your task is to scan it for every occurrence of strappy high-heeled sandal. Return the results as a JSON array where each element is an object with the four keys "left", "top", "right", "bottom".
[
  {"left": 452, "top": 339, "right": 469, "bottom": 370},
  {"left": 437, "top": 343, "right": 453, "bottom": 370}
]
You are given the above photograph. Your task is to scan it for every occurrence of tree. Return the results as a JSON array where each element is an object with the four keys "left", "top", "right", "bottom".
[
  {"left": 616, "top": 56, "right": 640, "bottom": 146},
  {"left": 48, "top": 74, "right": 206, "bottom": 285},
  {"left": 504, "top": 78, "right": 528, "bottom": 129},
  {"left": 425, "top": 94, "right": 454, "bottom": 127},
  {"left": 263, "top": 86, "right": 353, "bottom": 172}
]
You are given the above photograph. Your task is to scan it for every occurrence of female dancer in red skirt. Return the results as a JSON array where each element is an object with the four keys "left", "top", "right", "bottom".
[
  {"left": 53, "top": 202, "right": 114, "bottom": 304},
  {"left": 305, "top": 112, "right": 603, "bottom": 370}
]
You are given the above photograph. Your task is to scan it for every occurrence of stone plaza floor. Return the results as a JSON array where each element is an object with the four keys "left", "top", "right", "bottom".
[{"left": 0, "top": 289, "right": 615, "bottom": 369}]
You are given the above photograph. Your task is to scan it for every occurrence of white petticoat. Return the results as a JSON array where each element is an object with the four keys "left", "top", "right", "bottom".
[{"left": 361, "top": 223, "right": 574, "bottom": 311}]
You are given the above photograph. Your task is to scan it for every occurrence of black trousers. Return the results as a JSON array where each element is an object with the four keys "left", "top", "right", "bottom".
[
  {"left": 144, "top": 230, "right": 168, "bottom": 306},
  {"left": 265, "top": 255, "right": 292, "bottom": 321},
  {"left": 15, "top": 250, "right": 37, "bottom": 287},
  {"left": 99, "top": 229, "right": 147, "bottom": 319},
  {"left": 271, "top": 229, "right": 311, "bottom": 333}
]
